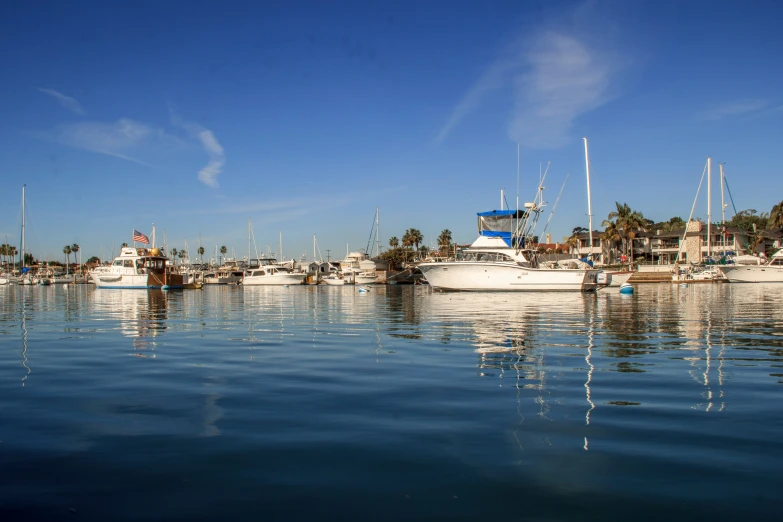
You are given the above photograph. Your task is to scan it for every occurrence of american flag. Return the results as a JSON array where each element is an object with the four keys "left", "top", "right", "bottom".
[{"left": 133, "top": 229, "right": 150, "bottom": 244}]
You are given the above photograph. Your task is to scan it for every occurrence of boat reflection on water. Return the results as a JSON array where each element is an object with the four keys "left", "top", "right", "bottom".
[
  {"left": 410, "top": 284, "right": 783, "bottom": 451},
  {"left": 91, "top": 289, "right": 168, "bottom": 355}
]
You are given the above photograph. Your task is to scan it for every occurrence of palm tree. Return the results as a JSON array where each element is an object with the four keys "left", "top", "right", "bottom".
[
  {"left": 71, "top": 244, "right": 80, "bottom": 270},
  {"left": 63, "top": 245, "right": 72, "bottom": 268},
  {"left": 170, "top": 247, "right": 178, "bottom": 258},
  {"left": 604, "top": 202, "right": 646, "bottom": 263},
  {"left": 197, "top": 246, "right": 205, "bottom": 261},
  {"left": 388, "top": 236, "right": 399, "bottom": 249},
  {"left": 121, "top": 243, "right": 128, "bottom": 248},
  {"left": 565, "top": 235, "right": 580, "bottom": 255},
  {"left": 220, "top": 246, "right": 227, "bottom": 263},
  {"left": 600, "top": 220, "right": 622, "bottom": 262},
  {"left": 401, "top": 231, "right": 413, "bottom": 249},
  {"left": 437, "top": 229, "right": 452, "bottom": 253},
  {"left": 410, "top": 229, "right": 423, "bottom": 251},
  {"left": 419, "top": 245, "right": 430, "bottom": 258}
]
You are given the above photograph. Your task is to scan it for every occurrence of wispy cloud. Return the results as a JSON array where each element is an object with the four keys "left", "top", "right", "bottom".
[
  {"left": 53, "top": 118, "right": 179, "bottom": 166},
  {"left": 701, "top": 99, "right": 769, "bottom": 121},
  {"left": 36, "top": 88, "right": 86, "bottom": 115},
  {"left": 170, "top": 110, "right": 225, "bottom": 188},
  {"left": 435, "top": 58, "right": 520, "bottom": 145},
  {"left": 436, "top": 11, "right": 618, "bottom": 148},
  {"left": 508, "top": 32, "right": 612, "bottom": 148}
]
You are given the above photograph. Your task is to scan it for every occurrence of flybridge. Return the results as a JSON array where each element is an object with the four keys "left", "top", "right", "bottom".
[{"left": 476, "top": 209, "right": 529, "bottom": 247}]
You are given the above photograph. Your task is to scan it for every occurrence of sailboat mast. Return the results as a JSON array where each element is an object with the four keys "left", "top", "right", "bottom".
[
  {"left": 720, "top": 163, "right": 726, "bottom": 255},
  {"left": 583, "top": 138, "right": 594, "bottom": 255},
  {"left": 375, "top": 207, "right": 380, "bottom": 258},
  {"left": 707, "top": 157, "right": 712, "bottom": 260},
  {"left": 516, "top": 144, "right": 520, "bottom": 249},
  {"left": 279, "top": 231, "right": 283, "bottom": 262},
  {"left": 20, "top": 185, "right": 25, "bottom": 270},
  {"left": 248, "top": 218, "right": 251, "bottom": 261}
]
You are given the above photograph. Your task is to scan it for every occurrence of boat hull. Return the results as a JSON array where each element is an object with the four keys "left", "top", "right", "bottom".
[
  {"left": 418, "top": 262, "right": 604, "bottom": 291},
  {"left": 323, "top": 277, "right": 348, "bottom": 285},
  {"left": 91, "top": 272, "right": 184, "bottom": 289},
  {"left": 721, "top": 265, "right": 783, "bottom": 283},
  {"left": 608, "top": 271, "right": 633, "bottom": 287}
]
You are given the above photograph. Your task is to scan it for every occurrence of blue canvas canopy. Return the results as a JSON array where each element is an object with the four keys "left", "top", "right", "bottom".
[
  {"left": 477, "top": 210, "right": 526, "bottom": 218},
  {"left": 476, "top": 209, "right": 526, "bottom": 247}
]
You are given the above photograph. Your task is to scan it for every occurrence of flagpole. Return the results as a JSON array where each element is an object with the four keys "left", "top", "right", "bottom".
[{"left": 132, "top": 229, "right": 135, "bottom": 248}]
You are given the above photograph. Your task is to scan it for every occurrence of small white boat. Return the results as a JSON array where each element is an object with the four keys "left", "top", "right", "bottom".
[
  {"left": 243, "top": 266, "right": 305, "bottom": 286},
  {"left": 323, "top": 273, "right": 354, "bottom": 285},
  {"left": 607, "top": 271, "right": 633, "bottom": 287}
]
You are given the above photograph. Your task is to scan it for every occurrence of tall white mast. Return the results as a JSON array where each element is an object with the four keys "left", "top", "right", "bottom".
[
  {"left": 376, "top": 208, "right": 380, "bottom": 257},
  {"left": 500, "top": 189, "right": 504, "bottom": 210},
  {"left": 20, "top": 185, "right": 25, "bottom": 270},
  {"left": 707, "top": 157, "right": 712, "bottom": 259},
  {"left": 720, "top": 163, "right": 726, "bottom": 255},
  {"left": 583, "top": 138, "right": 594, "bottom": 256},
  {"left": 248, "top": 219, "right": 251, "bottom": 260},
  {"left": 279, "top": 231, "right": 283, "bottom": 262}
]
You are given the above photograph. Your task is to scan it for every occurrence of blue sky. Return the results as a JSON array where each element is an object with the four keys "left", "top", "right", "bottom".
[{"left": 1, "top": 0, "right": 782, "bottom": 263}]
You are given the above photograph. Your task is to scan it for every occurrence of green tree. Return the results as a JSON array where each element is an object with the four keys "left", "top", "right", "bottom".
[
  {"left": 410, "top": 229, "right": 423, "bottom": 250},
  {"left": 220, "top": 246, "right": 227, "bottom": 263},
  {"left": 197, "top": 246, "right": 205, "bottom": 261},
  {"left": 388, "top": 236, "right": 399, "bottom": 248},
  {"left": 603, "top": 202, "right": 647, "bottom": 263},
  {"left": 767, "top": 200, "right": 783, "bottom": 229},
  {"left": 170, "top": 247, "right": 178, "bottom": 258},
  {"left": 437, "top": 229, "right": 452, "bottom": 252},
  {"left": 71, "top": 243, "right": 80, "bottom": 269},
  {"left": 86, "top": 256, "right": 101, "bottom": 265},
  {"left": 565, "top": 235, "right": 580, "bottom": 254},
  {"left": 63, "top": 245, "right": 72, "bottom": 267}
]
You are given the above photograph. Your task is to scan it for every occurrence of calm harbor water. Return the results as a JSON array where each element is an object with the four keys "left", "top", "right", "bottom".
[{"left": 1, "top": 283, "right": 782, "bottom": 521}]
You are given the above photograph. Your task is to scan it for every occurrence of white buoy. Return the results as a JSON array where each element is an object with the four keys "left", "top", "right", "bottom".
[{"left": 619, "top": 283, "right": 634, "bottom": 294}]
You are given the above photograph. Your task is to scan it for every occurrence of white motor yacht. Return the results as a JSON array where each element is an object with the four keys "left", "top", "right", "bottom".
[
  {"left": 419, "top": 208, "right": 610, "bottom": 292},
  {"left": 243, "top": 266, "right": 305, "bottom": 286},
  {"left": 721, "top": 250, "right": 783, "bottom": 282},
  {"left": 90, "top": 247, "right": 183, "bottom": 289}
]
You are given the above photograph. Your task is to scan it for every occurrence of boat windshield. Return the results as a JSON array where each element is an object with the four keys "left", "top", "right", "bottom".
[{"left": 460, "top": 251, "right": 514, "bottom": 262}]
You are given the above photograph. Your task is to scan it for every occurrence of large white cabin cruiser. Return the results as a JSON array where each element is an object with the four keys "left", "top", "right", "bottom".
[
  {"left": 91, "top": 247, "right": 183, "bottom": 289},
  {"left": 419, "top": 209, "right": 610, "bottom": 292},
  {"left": 721, "top": 250, "right": 783, "bottom": 282},
  {"left": 243, "top": 266, "right": 305, "bottom": 286}
]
